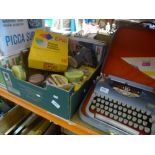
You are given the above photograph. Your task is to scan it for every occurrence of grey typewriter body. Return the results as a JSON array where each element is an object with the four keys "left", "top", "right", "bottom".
[{"left": 79, "top": 75, "right": 155, "bottom": 135}]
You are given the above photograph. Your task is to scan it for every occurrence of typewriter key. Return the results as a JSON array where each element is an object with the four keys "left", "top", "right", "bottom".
[
  {"left": 114, "top": 115, "right": 119, "bottom": 120},
  {"left": 138, "top": 119, "right": 142, "bottom": 124},
  {"left": 114, "top": 104, "right": 118, "bottom": 109},
  {"left": 139, "top": 125, "right": 144, "bottom": 131},
  {"left": 132, "top": 117, "right": 137, "bottom": 122},
  {"left": 132, "top": 111, "right": 137, "bottom": 116},
  {"left": 142, "top": 121, "right": 148, "bottom": 126},
  {"left": 123, "top": 108, "right": 127, "bottom": 113},
  {"left": 123, "top": 119, "right": 128, "bottom": 124},
  {"left": 113, "top": 109, "right": 117, "bottom": 114},
  {"left": 92, "top": 93, "right": 96, "bottom": 98},
  {"left": 108, "top": 108, "right": 113, "bottom": 113},
  {"left": 144, "top": 127, "right": 150, "bottom": 133},
  {"left": 109, "top": 113, "right": 114, "bottom": 119},
  {"left": 110, "top": 103, "right": 114, "bottom": 107},
  {"left": 122, "top": 113, "right": 127, "bottom": 118},
  {"left": 101, "top": 100, "right": 105, "bottom": 104},
  {"left": 117, "top": 101, "right": 122, "bottom": 105},
  {"left": 128, "top": 121, "right": 133, "bottom": 127},
  {"left": 113, "top": 100, "right": 117, "bottom": 104},
  {"left": 105, "top": 96, "right": 109, "bottom": 100},
  {"left": 149, "top": 118, "right": 152, "bottom": 123},
  {"left": 105, "top": 111, "right": 109, "bottom": 116},
  {"left": 97, "top": 94, "right": 101, "bottom": 98},
  {"left": 92, "top": 100, "right": 96, "bottom": 104},
  {"left": 127, "top": 104, "right": 131, "bottom": 109},
  {"left": 141, "top": 110, "right": 145, "bottom": 114},
  {"left": 136, "top": 108, "right": 141, "bottom": 113},
  {"left": 146, "top": 111, "right": 151, "bottom": 116},
  {"left": 100, "top": 104, "right": 104, "bottom": 109},
  {"left": 131, "top": 106, "right": 136, "bottom": 111},
  {"left": 127, "top": 109, "right": 132, "bottom": 114},
  {"left": 121, "top": 103, "right": 125, "bottom": 107},
  {"left": 143, "top": 115, "right": 148, "bottom": 120},
  {"left": 101, "top": 95, "right": 104, "bottom": 99},
  {"left": 96, "top": 108, "right": 101, "bottom": 113},
  {"left": 97, "top": 98, "right": 101, "bottom": 102},
  {"left": 133, "top": 123, "right": 138, "bottom": 129},
  {"left": 109, "top": 98, "right": 113, "bottom": 102},
  {"left": 118, "top": 117, "right": 123, "bottom": 122},
  {"left": 105, "top": 101, "right": 109, "bottom": 106},
  {"left": 137, "top": 113, "right": 142, "bottom": 118},
  {"left": 127, "top": 115, "right": 132, "bottom": 120},
  {"left": 96, "top": 103, "right": 100, "bottom": 107},
  {"left": 104, "top": 106, "right": 109, "bottom": 111},
  {"left": 118, "top": 106, "right": 123, "bottom": 111},
  {"left": 118, "top": 111, "right": 122, "bottom": 116},
  {"left": 100, "top": 109, "right": 105, "bottom": 114},
  {"left": 90, "top": 105, "right": 95, "bottom": 110}
]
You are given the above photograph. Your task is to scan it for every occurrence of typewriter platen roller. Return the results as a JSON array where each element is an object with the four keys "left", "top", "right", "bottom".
[{"left": 79, "top": 76, "right": 155, "bottom": 135}]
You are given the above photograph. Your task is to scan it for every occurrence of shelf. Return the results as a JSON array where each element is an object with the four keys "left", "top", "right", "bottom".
[{"left": 0, "top": 87, "right": 104, "bottom": 135}]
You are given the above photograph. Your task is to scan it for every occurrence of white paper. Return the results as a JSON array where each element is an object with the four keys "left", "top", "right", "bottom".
[{"left": 122, "top": 57, "right": 155, "bottom": 79}]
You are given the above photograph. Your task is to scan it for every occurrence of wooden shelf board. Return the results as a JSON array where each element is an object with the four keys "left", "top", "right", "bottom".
[{"left": 0, "top": 87, "right": 104, "bottom": 135}]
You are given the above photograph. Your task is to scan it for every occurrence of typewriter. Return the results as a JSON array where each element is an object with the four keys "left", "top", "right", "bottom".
[
  {"left": 79, "top": 26, "right": 155, "bottom": 135},
  {"left": 79, "top": 75, "right": 155, "bottom": 135}
]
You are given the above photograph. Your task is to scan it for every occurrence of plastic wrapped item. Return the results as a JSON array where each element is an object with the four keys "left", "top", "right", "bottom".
[
  {"left": 11, "top": 65, "right": 26, "bottom": 80},
  {"left": 28, "top": 74, "right": 44, "bottom": 86},
  {"left": 65, "top": 70, "right": 84, "bottom": 83}
]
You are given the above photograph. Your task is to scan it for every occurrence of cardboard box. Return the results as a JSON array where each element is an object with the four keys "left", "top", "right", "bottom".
[
  {"left": 0, "top": 105, "right": 31, "bottom": 135},
  {"left": 0, "top": 38, "right": 106, "bottom": 119},
  {"left": 28, "top": 29, "right": 68, "bottom": 72}
]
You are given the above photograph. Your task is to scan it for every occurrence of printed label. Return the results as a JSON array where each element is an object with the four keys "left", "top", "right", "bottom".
[
  {"left": 100, "top": 87, "right": 109, "bottom": 94},
  {"left": 2, "top": 71, "right": 12, "bottom": 87},
  {"left": 51, "top": 99, "right": 60, "bottom": 109},
  {"left": 142, "top": 61, "right": 151, "bottom": 66},
  {"left": 36, "top": 94, "right": 41, "bottom": 98},
  {"left": 53, "top": 95, "right": 58, "bottom": 99},
  {"left": 43, "top": 63, "right": 57, "bottom": 71}
]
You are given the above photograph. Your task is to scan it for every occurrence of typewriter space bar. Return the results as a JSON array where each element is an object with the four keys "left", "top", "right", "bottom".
[{"left": 95, "top": 114, "right": 139, "bottom": 135}]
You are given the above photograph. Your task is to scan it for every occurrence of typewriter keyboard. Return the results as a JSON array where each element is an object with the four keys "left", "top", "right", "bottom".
[{"left": 88, "top": 92, "right": 152, "bottom": 135}]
